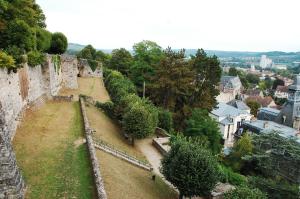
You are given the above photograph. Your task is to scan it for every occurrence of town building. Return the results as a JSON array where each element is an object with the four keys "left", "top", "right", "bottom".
[
  {"left": 210, "top": 102, "right": 252, "bottom": 147},
  {"left": 216, "top": 76, "right": 242, "bottom": 103},
  {"left": 260, "top": 55, "right": 273, "bottom": 69},
  {"left": 274, "top": 85, "right": 289, "bottom": 99}
]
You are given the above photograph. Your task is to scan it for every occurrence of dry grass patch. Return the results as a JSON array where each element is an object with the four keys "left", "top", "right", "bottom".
[
  {"left": 60, "top": 77, "right": 110, "bottom": 102},
  {"left": 86, "top": 104, "right": 146, "bottom": 161},
  {"left": 96, "top": 150, "right": 177, "bottom": 199},
  {"left": 13, "top": 102, "right": 96, "bottom": 199}
]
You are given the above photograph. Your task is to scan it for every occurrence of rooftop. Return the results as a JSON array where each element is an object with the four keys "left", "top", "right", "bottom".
[
  {"left": 259, "top": 107, "right": 280, "bottom": 116},
  {"left": 227, "top": 99, "right": 250, "bottom": 111},
  {"left": 243, "top": 120, "right": 300, "bottom": 143},
  {"left": 212, "top": 102, "right": 249, "bottom": 118},
  {"left": 221, "top": 76, "right": 242, "bottom": 90}
]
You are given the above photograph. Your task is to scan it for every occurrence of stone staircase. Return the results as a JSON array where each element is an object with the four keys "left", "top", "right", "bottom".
[{"left": 93, "top": 138, "right": 152, "bottom": 171}]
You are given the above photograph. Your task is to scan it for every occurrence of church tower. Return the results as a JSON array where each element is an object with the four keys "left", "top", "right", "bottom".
[{"left": 275, "top": 74, "right": 300, "bottom": 129}]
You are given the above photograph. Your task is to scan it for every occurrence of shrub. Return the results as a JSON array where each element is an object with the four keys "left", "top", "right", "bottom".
[
  {"left": 0, "top": 51, "right": 15, "bottom": 69},
  {"left": 5, "top": 46, "right": 27, "bottom": 66},
  {"left": 27, "top": 51, "right": 45, "bottom": 67},
  {"left": 87, "top": 59, "right": 98, "bottom": 71},
  {"left": 36, "top": 28, "right": 51, "bottom": 52},
  {"left": 224, "top": 186, "right": 267, "bottom": 199},
  {"left": 48, "top": 32, "right": 68, "bottom": 54},
  {"left": 248, "top": 176, "right": 300, "bottom": 199},
  {"left": 158, "top": 108, "right": 173, "bottom": 132},
  {"left": 95, "top": 101, "right": 115, "bottom": 118},
  {"left": 218, "top": 165, "right": 247, "bottom": 186}
]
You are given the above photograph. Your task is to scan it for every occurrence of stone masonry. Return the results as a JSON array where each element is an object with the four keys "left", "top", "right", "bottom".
[{"left": 0, "top": 55, "right": 100, "bottom": 198}]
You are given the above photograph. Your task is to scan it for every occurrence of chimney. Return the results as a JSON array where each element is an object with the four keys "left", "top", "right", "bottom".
[{"left": 263, "top": 121, "right": 269, "bottom": 128}]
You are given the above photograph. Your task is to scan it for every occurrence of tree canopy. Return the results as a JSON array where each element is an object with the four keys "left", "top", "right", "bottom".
[
  {"left": 161, "top": 136, "right": 220, "bottom": 198},
  {"left": 48, "top": 32, "right": 68, "bottom": 54},
  {"left": 109, "top": 48, "right": 133, "bottom": 76}
]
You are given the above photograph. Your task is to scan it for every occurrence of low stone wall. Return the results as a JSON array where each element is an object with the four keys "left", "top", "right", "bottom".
[
  {"left": 152, "top": 137, "right": 170, "bottom": 156},
  {"left": 79, "top": 98, "right": 107, "bottom": 199},
  {"left": 52, "top": 95, "right": 73, "bottom": 102}
]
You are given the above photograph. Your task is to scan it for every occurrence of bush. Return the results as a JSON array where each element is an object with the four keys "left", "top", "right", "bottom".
[
  {"left": 248, "top": 176, "right": 300, "bottom": 199},
  {"left": 36, "top": 28, "right": 51, "bottom": 52},
  {"left": 48, "top": 32, "right": 68, "bottom": 54},
  {"left": 5, "top": 46, "right": 27, "bottom": 66},
  {"left": 158, "top": 108, "right": 173, "bottom": 132},
  {"left": 224, "top": 186, "right": 267, "bottom": 199},
  {"left": 0, "top": 51, "right": 15, "bottom": 69},
  {"left": 218, "top": 165, "right": 247, "bottom": 186},
  {"left": 27, "top": 51, "right": 45, "bottom": 67},
  {"left": 87, "top": 59, "right": 98, "bottom": 71},
  {"left": 95, "top": 101, "right": 115, "bottom": 118}
]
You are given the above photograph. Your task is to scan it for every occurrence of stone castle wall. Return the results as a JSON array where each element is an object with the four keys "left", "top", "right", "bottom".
[{"left": 0, "top": 54, "right": 83, "bottom": 198}]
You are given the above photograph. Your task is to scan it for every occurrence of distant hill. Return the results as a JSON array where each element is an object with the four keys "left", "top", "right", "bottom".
[{"left": 67, "top": 43, "right": 299, "bottom": 58}]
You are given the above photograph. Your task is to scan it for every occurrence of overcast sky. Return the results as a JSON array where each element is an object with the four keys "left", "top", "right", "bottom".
[{"left": 37, "top": 0, "right": 300, "bottom": 52}]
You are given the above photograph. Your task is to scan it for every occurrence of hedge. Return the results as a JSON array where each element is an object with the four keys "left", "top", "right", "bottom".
[{"left": 103, "top": 68, "right": 158, "bottom": 140}]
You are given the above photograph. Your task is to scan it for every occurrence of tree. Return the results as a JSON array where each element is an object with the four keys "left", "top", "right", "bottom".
[
  {"left": 77, "top": 44, "right": 97, "bottom": 60},
  {"left": 161, "top": 136, "right": 220, "bottom": 198},
  {"left": 184, "top": 109, "right": 222, "bottom": 154},
  {"left": 272, "top": 78, "right": 285, "bottom": 90},
  {"left": 95, "top": 50, "right": 111, "bottom": 66},
  {"left": 228, "top": 67, "right": 239, "bottom": 76},
  {"left": 224, "top": 186, "right": 267, "bottom": 199},
  {"left": 157, "top": 108, "right": 173, "bottom": 132},
  {"left": 36, "top": 28, "right": 51, "bottom": 52},
  {"left": 130, "top": 40, "right": 163, "bottom": 95},
  {"left": 109, "top": 48, "right": 133, "bottom": 76},
  {"left": 246, "top": 100, "right": 261, "bottom": 117},
  {"left": 189, "top": 49, "right": 222, "bottom": 111},
  {"left": 48, "top": 32, "right": 68, "bottom": 54},
  {"left": 149, "top": 48, "right": 194, "bottom": 128},
  {"left": 246, "top": 73, "right": 260, "bottom": 84}
]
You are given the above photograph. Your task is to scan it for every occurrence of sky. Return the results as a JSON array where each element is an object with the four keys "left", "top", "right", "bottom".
[{"left": 37, "top": 0, "right": 300, "bottom": 52}]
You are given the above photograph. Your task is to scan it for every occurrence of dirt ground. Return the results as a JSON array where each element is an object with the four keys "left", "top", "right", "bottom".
[
  {"left": 60, "top": 77, "right": 110, "bottom": 102},
  {"left": 96, "top": 150, "right": 177, "bottom": 199},
  {"left": 13, "top": 102, "right": 96, "bottom": 199}
]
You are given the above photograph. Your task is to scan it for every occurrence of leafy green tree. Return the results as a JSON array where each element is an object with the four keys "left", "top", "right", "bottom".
[
  {"left": 272, "top": 78, "right": 285, "bottom": 90},
  {"left": 161, "top": 136, "right": 220, "bottom": 198},
  {"left": 109, "top": 48, "right": 133, "bottom": 76},
  {"left": 246, "top": 73, "right": 260, "bottom": 84},
  {"left": 228, "top": 67, "right": 239, "bottom": 76},
  {"left": 27, "top": 51, "right": 45, "bottom": 66},
  {"left": 157, "top": 108, "right": 173, "bottom": 132},
  {"left": 130, "top": 40, "right": 163, "bottom": 95},
  {"left": 77, "top": 44, "right": 97, "bottom": 60},
  {"left": 189, "top": 49, "right": 222, "bottom": 111},
  {"left": 149, "top": 48, "right": 194, "bottom": 128},
  {"left": 48, "top": 32, "right": 68, "bottom": 54},
  {"left": 95, "top": 50, "right": 111, "bottom": 66},
  {"left": 36, "top": 28, "right": 51, "bottom": 52},
  {"left": 246, "top": 100, "right": 261, "bottom": 117},
  {"left": 184, "top": 109, "right": 222, "bottom": 154},
  {"left": 0, "top": 51, "right": 15, "bottom": 69},
  {"left": 224, "top": 186, "right": 267, "bottom": 199}
]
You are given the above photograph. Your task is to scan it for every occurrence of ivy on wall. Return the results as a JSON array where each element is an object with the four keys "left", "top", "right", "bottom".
[{"left": 51, "top": 55, "right": 61, "bottom": 74}]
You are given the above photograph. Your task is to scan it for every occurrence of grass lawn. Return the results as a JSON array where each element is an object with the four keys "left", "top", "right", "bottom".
[
  {"left": 86, "top": 104, "right": 147, "bottom": 161},
  {"left": 13, "top": 102, "right": 96, "bottom": 199},
  {"left": 96, "top": 150, "right": 178, "bottom": 199},
  {"left": 60, "top": 77, "right": 110, "bottom": 102}
]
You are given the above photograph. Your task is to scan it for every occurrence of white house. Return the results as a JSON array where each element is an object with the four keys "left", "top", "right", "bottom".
[
  {"left": 217, "top": 76, "right": 242, "bottom": 103},
  {"left": 210, "top": 103, "right": 252, "bottom": 147}
]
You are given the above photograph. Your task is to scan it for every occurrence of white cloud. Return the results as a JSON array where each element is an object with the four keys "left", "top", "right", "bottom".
[{"left": 37, "top": 0, "right": 300, "bottom": 51}]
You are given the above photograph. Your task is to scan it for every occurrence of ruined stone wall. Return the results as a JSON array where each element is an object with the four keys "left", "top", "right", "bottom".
[
  {"left": 0, "top": 55, "right": 80, "bottom": 198},
  {"left": 61, "top": 55, "right": 79, "bottom": 89},
  {"left": 78, "top": 59, "right": 103, "bottom": 78}
]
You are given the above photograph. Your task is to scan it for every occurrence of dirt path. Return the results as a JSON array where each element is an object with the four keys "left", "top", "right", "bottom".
[{"left": 135, "top": 138, "right": 163, "bottom": 176}]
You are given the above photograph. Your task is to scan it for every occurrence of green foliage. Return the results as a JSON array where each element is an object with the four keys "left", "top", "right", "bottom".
[
  {"left": 272, "top": 78, "right": 285, "bottom": 90},
  {"left": 95, "top": 101, "right": 115, "bottom": 119},
  {"left": 36, "top": 28, "right": 51, "bottom": 52},
  {"left": 246, "top": 100, "right": 261, "bottom": 117},
  {"left": 52, "top": 55, "right": 61, "bottom": 74},
  {"left": 27, "top": 51, "right": 45, "bottom": 67},
  {"left": 103, "top": 68, "right": 158, "bottom": 141},
  {"left": 190, "top": 49, "right": 222, "bottom": 111},
  {"left": 161, "top": 136, "right": 220, "bottom": 198},
  {"left": 228, "top": 67, "right": 239, "bottom": 76},
  {"left": 246, "top": 73, "right": 260, "bottom": 84},
  {"left": 225, "top": 133, "right": 253, "bottom": 171},
  {"left": 95, "top": 50, "right": 111, "bottom": 67},
  {"left": 130, "top": 40, "right": 163, "bottom": 94},
  {"left": 0, "top": 51, "right": 15, "bottom": 69},
  {"left": 218, "top": 165, "right": 247, "bottom": 186},
  {"left": 248, "top": 176, "right": 299, "bottom": 199},
  {"left": 184, "top": 109, "right": 222, "bottom": 154},
  {"left": 109, "top": 48, "right": 133, "bottom": 76},
  {"left": 157, "top": 108, "right": 173, "bottom": 132},
  {"left": 87, "top": 59, "right": 98, "bottom": 72},
  {"left": 49, "top": 32, "right": 68, "bottom": 54},
  {"left": 77, "top": 45, "right": 96, "bottom": 60},
  {"left": 224, "top": 186, "right": 267, "bottom": 199}
]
